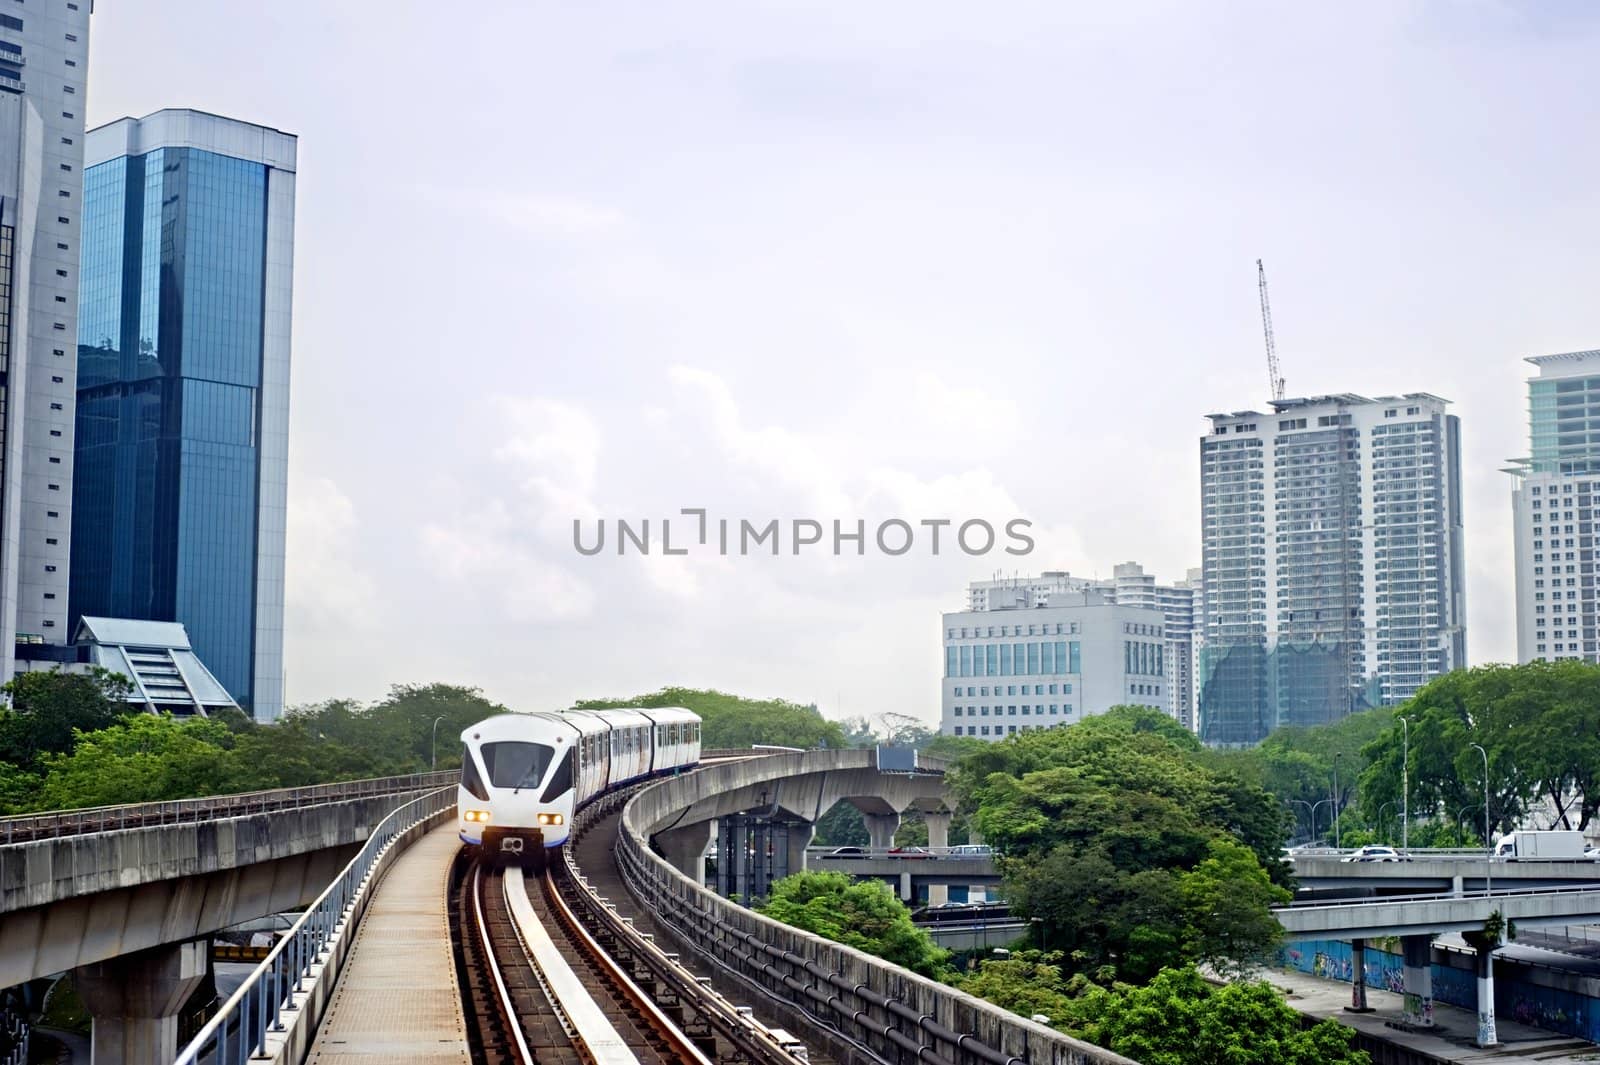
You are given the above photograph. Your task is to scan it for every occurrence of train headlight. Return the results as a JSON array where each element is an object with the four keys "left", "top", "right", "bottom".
[
  {"left": 537, "top": 813, "right": 564, "bottom": 826},
  {"left": 463, "top": 809, "right": 492, "bottom": 823}
]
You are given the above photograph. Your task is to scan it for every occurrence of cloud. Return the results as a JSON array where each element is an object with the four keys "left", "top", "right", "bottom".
[
  {"left": 286, "top": 476, "right": 376, "bottom": 625},
  {"left": 484, "top": 193, "right": 625, "bottom": 235}
]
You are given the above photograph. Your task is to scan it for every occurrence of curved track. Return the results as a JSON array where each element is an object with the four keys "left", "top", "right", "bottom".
[{"left": 454, "top": 854, "right": 738, "bottom": 1065}]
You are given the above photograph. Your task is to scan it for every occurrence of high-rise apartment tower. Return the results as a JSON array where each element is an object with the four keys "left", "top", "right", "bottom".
[
  {"left": 1198, "top": 393, "right": 1466, "bottom": 745},
  {"left": 1508, "top": 350, "right": 1600, "bottom": 664},
  {"left": 0, "top": 2, "right": 92, "bottom": 681}
]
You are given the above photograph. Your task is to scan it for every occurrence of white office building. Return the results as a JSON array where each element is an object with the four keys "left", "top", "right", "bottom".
[
  {"left": 941, "top": 588, "right": 1170, "bottom": 740},
  {"left": 967, "top": 564, "right": 1199, "bottom": 728},
  {"left": 1198, "top": 393, "right": 1467, "bottom": 746},
  {"left": 1507, "top": 350, "right": 1600, "bottom": 663},
  {"left": 0, "top": 3, "right": 92, "bottom": 684}
]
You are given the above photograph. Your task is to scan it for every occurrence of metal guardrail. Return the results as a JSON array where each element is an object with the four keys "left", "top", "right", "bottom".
[
  {"left": 807, "top": 846, "right": 996, "bottom": 860},
  {"left": 0, "top": 770, "right": 457, "bottom": 844},
  {"left": 172, "top": 785, "right": 456, "bottom": 1065},
  {"left": 0, "top": 998, "right": 25, "bottom": 1065},
  {"left": 1292, "top": 846, "right": 1600, "bottom": 863},
  {"left": 1279, "top": 881, "right": 1600, "bottom": 912}
]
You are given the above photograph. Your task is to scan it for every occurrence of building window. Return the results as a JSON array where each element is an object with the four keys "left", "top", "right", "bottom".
[
  {"left": 46, "top": 484, "right": 58, "bottom": 491},
  {"left": 42, "top": 620, "right": 54, "bottom": 628},
  {"left": 44, "top": 538, "right": 56, "bottom": 544},
  {"left": 43, "top": 593, "right": 55, "bottom": 600},
  {"left": 44, "top": 565, "right": 56, "bottom": 572},
  {"left": 47, "top": 457, "right": 59, "bottom": 464}
]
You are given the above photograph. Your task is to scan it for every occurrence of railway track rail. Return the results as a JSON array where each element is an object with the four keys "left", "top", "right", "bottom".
[{"left": 453, "top": 813, "right": 805, "bottom": 1065}]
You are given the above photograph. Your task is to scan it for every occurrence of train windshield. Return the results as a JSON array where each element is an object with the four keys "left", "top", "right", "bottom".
[{"left": 481, "top": 741, "right": 557, "bottom": 791}]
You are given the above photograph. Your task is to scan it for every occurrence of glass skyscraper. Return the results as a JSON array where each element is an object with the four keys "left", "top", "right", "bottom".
[{"left": 71, "top": 110, "right": 295, "bottom": 720}]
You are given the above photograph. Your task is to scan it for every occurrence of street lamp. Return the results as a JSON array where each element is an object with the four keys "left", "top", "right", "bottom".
[
  {"left": 431, "top": 715, "right": 447, "bottom": 770},
  {"left": 1333, "top": 753, "right": 1344, "bottom": 850},
  {"left": 1470, "top": 742, "right": 1491, "bottom": 896},
  {"left": 1288, "top": 800, "right": 1317, "bottom": 843},
  {"left": 1376, "top": 802, "right": 1395, "bottom": 843},
  {"left": 1400, "top": 716, "right": 1411, "bottom": 853}
]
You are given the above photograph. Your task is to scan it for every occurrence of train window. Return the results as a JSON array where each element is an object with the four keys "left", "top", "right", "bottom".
[
  {"left": 460, "top": 746, "right": 489, "bottom": 801},
  {"left": 540, "top": 749, "right": 575, "bottom": 801},
  {"left": 481, "top": 741, "right": 556, "bottom": 790}
]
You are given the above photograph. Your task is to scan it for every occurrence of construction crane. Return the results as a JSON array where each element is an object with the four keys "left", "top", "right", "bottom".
[{"left": 1257, "top": 258, "right": 1285, "bottom": 401}]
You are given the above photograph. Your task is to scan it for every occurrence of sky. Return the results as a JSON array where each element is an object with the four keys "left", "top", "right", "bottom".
[{"left": 85, "top": 2, "right": 1600, "bottom": 725}]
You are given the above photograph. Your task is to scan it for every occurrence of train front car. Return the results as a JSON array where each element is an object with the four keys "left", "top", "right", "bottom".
[{"left": 457, "top": 712, "right": 580, "bottom": 867}]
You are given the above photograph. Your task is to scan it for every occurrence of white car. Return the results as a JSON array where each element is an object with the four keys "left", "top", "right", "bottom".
[{"left": 1342, "top": 845, "right": 1405, "bottom": 863}]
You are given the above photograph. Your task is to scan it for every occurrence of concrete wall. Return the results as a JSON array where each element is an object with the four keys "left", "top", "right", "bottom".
[
  {"left": 1282, "top": 938, "right": 1600, "bottom": 1043},
  {"left": 0, "top": 790, "right": 432, "bottom": 986},
  {"left": 621, "top": 751, "right": 1134, "bottom": 1065}
]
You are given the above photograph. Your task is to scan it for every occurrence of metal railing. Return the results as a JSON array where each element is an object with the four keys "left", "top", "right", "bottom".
[
  {"left": 172, "top": 785, "right": 455, "bottom": 1065},
  {"left": 1279, "top": 881, "right": 1600, "bottom": 911},
  {"left": 0, "top": 997, "right": 25, "bottom": 1065},
  {"left": 807, "top": 846, "right": 995, "bottom": 860},
  {"left": 0, "top": 770, "right": 457, "bottom": 844},
  {"left": 1292, "top": 846, "right": 1600, "bottom": 863}
]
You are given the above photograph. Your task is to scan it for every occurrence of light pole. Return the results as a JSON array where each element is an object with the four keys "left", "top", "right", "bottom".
[
  {"left": 431, "top": 715, "right": 447, "bottom": 770},
  {"left": 1471, "top": 742, "right": 1491, "bottom": 896},
  {"left": 1288, "top": 800, "right": 1317, "bottom": 843},
  {"left": 1333, "top": 753, "right": 1344, "bottom": 850},
  {"left": 1376, "top": 802, "right": 1395, "bottom": 843},
  {"left": 1400, "top": 716, "right": 1410, "bottom": 852}
]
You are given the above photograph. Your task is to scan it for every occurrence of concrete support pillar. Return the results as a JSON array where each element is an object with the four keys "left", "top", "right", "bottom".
[
  {"left": 924, "top": 810, "right": 953, "bottom": 850},
  {"left": 784, "top": 822, "right": 815, "bottom": 879},
  {"left": 1452, "top": 873, "right": 1464, "bottom": 897},
  {"left": 1400, "top": 934, "right": 1435, "bottom": 1028},
  {"left": 927, "top": 882, "right": 949, "bottom": 907},
  {"left": 657, "top": 821, "right": 714, "bottom": 885},
  {"left": 864, "top": 812, "right": 900, "bottom": 851},
  {"left": 717, "top": 816, "right": 752, "bottom": 902},
  {"left": 1345, "top": 938, "right": 1373, "bottom": 1013},
  {"left": 899, "top": 871, "right": 913, "bottom": 901},
  {"left": 969, "top": 883, "right": 989, "bottom": 903},
  {"left": 76, "top": 940, "right": 208, "bottom": 1065},
  {"left": 1472, "top": 939, "right": 1500, "bottom": 1048}
]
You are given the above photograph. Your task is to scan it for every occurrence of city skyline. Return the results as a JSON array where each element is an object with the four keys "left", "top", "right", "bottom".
[{"left": 78, "top": 2, "right": 1600, "bottom": 726}]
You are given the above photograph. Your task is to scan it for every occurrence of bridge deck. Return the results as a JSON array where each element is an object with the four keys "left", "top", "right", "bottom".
[{"left": 306, "top": 824, "right": 470, "bottom": 1064}]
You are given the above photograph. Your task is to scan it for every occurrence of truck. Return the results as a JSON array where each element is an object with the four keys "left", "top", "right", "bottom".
[{"left": 1492, "top": 830, "right": 1589, "bottom": 861}]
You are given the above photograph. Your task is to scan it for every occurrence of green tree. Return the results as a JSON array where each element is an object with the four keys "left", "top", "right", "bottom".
[
  {"left": 757, "top": 870, "right": 952, "bottom": 979},
  {"left": 1177, "top": 839, "right": 1290, "bottom": 974},
  {"left": 1082, "top": 967, "right": 1367, "bottom": 1065},
  {"left": 35, "top": 714, "right": 244, "bottom": 809},
  {"left": 0, "top": 668, "right": 136, "bottom": 770},
  {"left": 574, "top": 687, "right": 848, "bottom": 750},
  {"left": 1353, "top": 662, "right": 1600, "bottom": 840},
  {"left": 951, "top": 707, "right": 1290, "bottom": 980},
  {"left": 960, "top": 950, "right": 1083, "bottom": 1025},
  {"left": 813, "top": 801, "right": 868, "bottom": 846},
  {"left": 0, "top": 760, "right": 41, "bottom": 814}
]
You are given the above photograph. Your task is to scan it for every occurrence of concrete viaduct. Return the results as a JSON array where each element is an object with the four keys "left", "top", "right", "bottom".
[
  {"left": 1276, "top": 856, "right": 1600, "bottom": 1048},
  {"left": 0, "top": 773, "right": 453, "bottom": 1060}
]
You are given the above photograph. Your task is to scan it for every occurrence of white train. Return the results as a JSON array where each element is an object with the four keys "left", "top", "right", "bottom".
[{"left": 457, "top": 706, "right": 701, "bottom": 865}]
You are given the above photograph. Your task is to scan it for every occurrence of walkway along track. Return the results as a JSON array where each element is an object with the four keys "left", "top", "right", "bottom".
[{"left": 451, "top": 830, "right": 806, "bottom": 1065}]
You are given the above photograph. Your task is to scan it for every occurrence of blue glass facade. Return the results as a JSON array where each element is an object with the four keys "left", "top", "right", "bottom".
[{"left": 71, "top": 147, "right": 269, "bottom": 711}]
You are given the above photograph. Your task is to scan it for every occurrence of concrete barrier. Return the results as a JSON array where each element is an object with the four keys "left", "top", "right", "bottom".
[
  {"left": 0, "top": 789, "right": 440, "bottom": 987},
  {"left": 619, "top": 750, "right": 1135, "bottom": 1065}
]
